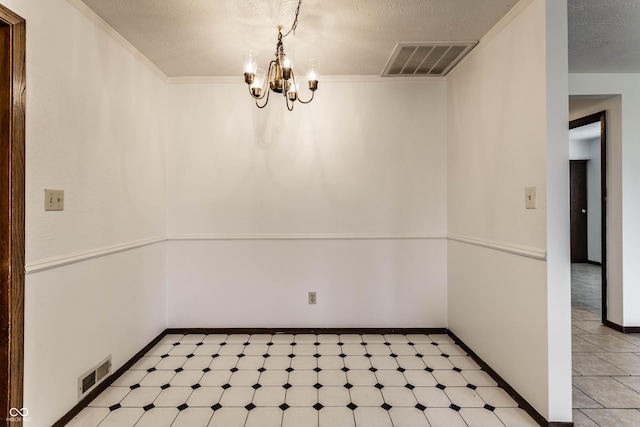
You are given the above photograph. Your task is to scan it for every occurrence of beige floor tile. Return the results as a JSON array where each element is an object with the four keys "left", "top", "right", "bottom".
[
  {"left": 581, "top": 408, "right": 640, "bottom": 427},
  {"left": 573, "top": 376, "right": 640, "bottom": 408}
]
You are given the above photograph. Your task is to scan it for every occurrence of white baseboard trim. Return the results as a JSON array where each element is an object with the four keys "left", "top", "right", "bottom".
[{"left": 167, "top": 233, "right": 447, "bottom": 241}]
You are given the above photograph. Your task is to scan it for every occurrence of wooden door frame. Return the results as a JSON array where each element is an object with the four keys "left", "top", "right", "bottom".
[
  {"left": 0, "top": 4, "right": 25, "bottom": 422},
  {"left": 569, "top": 111, "right": 607, "bottom": 323}
]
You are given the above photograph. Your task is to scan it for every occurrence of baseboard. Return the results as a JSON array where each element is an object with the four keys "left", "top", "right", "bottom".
[
  {"left": 448, "top": 331, "right": 573, "bottom": 427},
  {"left": 52, "top": 330, "right": 168, "bottom": 427},
  {"left": 604, "top": 320, "right": 640, "bottom": 334},
  {"left": 165, "top": 327, "right": 448, "bottom": 335},
  {"left": 586, "top": 260, "right": 602, "bottom": 266},
  {"left": 53, "top": 327, "right": 573, "bottom": 427}
]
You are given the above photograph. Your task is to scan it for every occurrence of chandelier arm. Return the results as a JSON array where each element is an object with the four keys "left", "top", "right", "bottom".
[
  {"left": 297, "top": 90, "right": 315, "bottom": 104},
  {"left": 256, "top": 87, "right": 270, "bottom": 108}
]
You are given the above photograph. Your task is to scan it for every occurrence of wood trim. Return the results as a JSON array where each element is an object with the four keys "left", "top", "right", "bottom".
[
  {"left": 165, "top": 327, "right": 448, "bottom": 335},
  {"left": 604, "top": 320, "right": 640, "bottom": 334},
  {"left": 447, "top": 233, "right": 547, "bottom": 260},
  {"left": 448, "top": 331, "right": 573, "bottom": 427},
  {"left": 0, "top": 4, "right": 25, "bottom": 424},
  {"left": 569, "top": 111, "right": 608, "bottom": 325},
  {"left": 51, "top": 331, "right": 168, "bottom": 427}
]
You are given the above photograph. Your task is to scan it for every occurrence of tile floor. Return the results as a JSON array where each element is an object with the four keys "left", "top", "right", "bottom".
[
  {"left": 67, "top": 333, "right": 538, "bottom": 426},
  {"left": 572, "top": 263, "right": 640, "bottom": 427}
]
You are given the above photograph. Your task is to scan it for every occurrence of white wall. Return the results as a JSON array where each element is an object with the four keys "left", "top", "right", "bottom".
[
  {"left": 568, "top": 92, "right": 628, "bottom": 326},
  {"left": 166, "top": 79, "right": 448, "bottom": 327},
  {"left": 447, "top": 0, "right": 571, "bottom": 422},
  {"left": 1, "top": 0, "right": 169, "bottom": 424}
]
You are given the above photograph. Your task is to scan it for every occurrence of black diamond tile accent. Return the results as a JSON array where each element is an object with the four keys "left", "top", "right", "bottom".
[
  {"left": 245, "top": 403, "right": 256, "bottom": 411},
  {"left": 408, "top": 342, "right": 415, "bottom": 346},
  {"left": 344, "top": 383, "right": 353, "bottom": 389},
  {"left": 313, "top": 353, "right": 321, "bottom": 358},
  {"left": 361, "top": 342, "right": 368, "bottom": 346},
  {"left": 243, "top": 342, "right": 250, "bottom": 346},
  {"left": 258, "top": 367, "right": 266, "bottom": 372},
  {"left": 220, "top": 342, "right": 227, "bottom": 346},
  {"left": 147, "top": 367, "right": 156, "bottom": 373},
  {"left": 211, "top": 403, "right": 222, "bottom": 411},
  {"left": 484, "top": 404, "right": 495, "bottom": 412},
  {"left": 161, "top": 354, "right": 169, "bottom": 359},
  {"left": 375, "top": 383, "right": 384, "bottom": 389},
  {"left": 397, "top": 367, "right": 406, "bottom": 373},
  {"left": 415, "top": 353, "right": 424, "bottom": 358},
  {"left": 222, "top": 383, "right": 231, "bottom": 390},
  {"left": 286, "top": 367, "right": 294, "bottom": 373},
  {"left": 143, "top": 403, "right": 155, "bottom": 411},
  {"left": 263, "top": 354, "right": 271, "bottom": 358},
  {"left": 175, "top": 368, "right": 184, "bottom": 373},
  {"left": 237, "top": 354, "right": 245, "bottom": 358},
  {"left": 339, "top": 353, "right": 347, "bottom": 358},
  {"left": 252, "top": 383, "right": 262, "bottom": 390},
  {"left": 212, "top": 354, "right": 219, "bottom": 358},
  {"left": 196, "top": 342, "right": 203, "bottom": 346},
  {"left": 230, "top": 367, "right": 239, "bottom": 373},
  {"left": 341, "top": 367, "right": 350, "bottom": 372},
  {"left": 436, "top": 383, "right": 446, "bottom": 390},
  {"left": 313, "top": 403, "right": 324, "bottom": 411},
  {"left": 453, "top": 367, "right": 462, "bottom": 372},
  {"left": 283, "top": 383, "right": 292, "bottom": 389},
  {"left": 381, "top": 403, "right": 392, "bottom": 411},
  {"left": 130, "top": 383, "right": 140, "bottom": 390},
  {"left": 109, "top": 403, "right": 121, "bottom": 411},
  {"left": 405, "top": 384, "right": 415, "bottom": 390},
  {"left": 177, "top": 403, "right": 189, "bottom": 411},
  {"left": 467, "top": 384, "right": 477, "bottom": 390},
  {"left": 441, "top": 353, "right": 450, "bottom": 358},
  {"left": 369, "top": 367, "right": 378, "bottom": 372},
  {"left": 161, "top": 383, "right": 171, "bottom": 390},
  {"left": 431, "top": 342, "right": 438, "bottom": 346},
  {"left": 415, "top": 403, "right": 427, "bottom": 411},
  {"left": 314, "top": 367, "right": 322, "bottom": 372},
  {"left": 364, "top": 353, "right": 372, "bottom": 358},
  {"left": 449, "top": 404, "right": 460, "bottom": 412},
  {"left": 288, "top": 354, "right": 296, "bottom": 359},
  {"left": 314, "top": 383, "right": 323, "bottom": 389},
  {"left": 291, "top": 342, "right": 297, "bottom": 346},
  {"left": 314, "top": 342, "right": 320, "bottom": 346},
  {"left": 173, "top": 342, "right": 181, "bottom": 346},
  {"left": 337, "top": 342, "right": 344, "bottom": 346},
  {"left": 279, "top": 403, "right": 290, "bottom": 411},
  {"left": 186, "top": 354, "right": 194, "bottom": 358},
  {"left": 203, "top": 367, "right": 211, "bottom": 373},
  {"left": 425, "top": 367, "right": 434, "bottom": 372},
  {"left": 192, "top": 384, "right": 201, "bottom": 390},
  {"left": 267, "top": 342, "right": 273, "bottom": 346},
  {"left": 347, "top": 403, "right": 358, "bottom": 410},
  {"left": 384, "top": 342, "right": 391, "bottom": 346},
  {"left": 390, "top": 353, "right": 398, "bottom": 358}
]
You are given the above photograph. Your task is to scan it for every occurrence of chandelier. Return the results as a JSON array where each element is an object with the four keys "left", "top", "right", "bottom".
[{"left": 243, "top": 0, "right": 318, "bottom": 111}]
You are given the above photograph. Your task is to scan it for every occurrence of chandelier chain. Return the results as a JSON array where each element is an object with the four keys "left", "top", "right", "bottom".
[{"left": 281, "top": 0, "right": 302, "bottom": 38}]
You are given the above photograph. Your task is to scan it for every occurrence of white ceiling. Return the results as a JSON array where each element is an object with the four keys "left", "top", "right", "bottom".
[{"left": 77, "top": 0, "right": 640, "bottom": 78}]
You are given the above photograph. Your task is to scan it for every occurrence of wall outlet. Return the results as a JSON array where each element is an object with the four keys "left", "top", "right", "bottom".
[
  {"left": 308, "top": 292, "right": 317, "bottom": 305},
  {"left": 525, "top": 187, "right": 536, "bottom": 209},
  {"left": 45, "top": 189, "right": 64, "bottom": 211}
]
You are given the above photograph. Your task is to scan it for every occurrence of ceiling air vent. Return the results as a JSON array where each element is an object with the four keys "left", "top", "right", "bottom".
[{"left": 382, "top": 42, "right": 477, "bottom": 77}]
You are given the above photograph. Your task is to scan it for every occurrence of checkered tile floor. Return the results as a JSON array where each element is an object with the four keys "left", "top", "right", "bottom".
[{"left": 67, "top": 333, "right": 538, "bottom": 426}]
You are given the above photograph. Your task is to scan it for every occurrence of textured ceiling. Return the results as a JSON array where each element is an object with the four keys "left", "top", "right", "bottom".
[
  {"left": 78, "top": 0, "right": 640, "bottom": 77},
  {"left": 78, "top": 0, "right": 519, "bottom": 77},
  {"left": 568, "top": 0, "right": 640, "bottom": 73}
]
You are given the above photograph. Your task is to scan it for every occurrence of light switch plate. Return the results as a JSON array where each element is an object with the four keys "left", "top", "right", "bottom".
[
  {"left": 525, "top": 187, "right": 536, "bottom": 209},
  {"left": 308, "top": 292, "right": 317, "bottom": 305},
  {"left": 45, "top": 189, "right": 64, "bottom": 211}
]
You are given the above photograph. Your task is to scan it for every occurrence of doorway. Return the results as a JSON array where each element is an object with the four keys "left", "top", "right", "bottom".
[
  {"left": 569, "top": 111, "right": 607, "bottom": 323},
  {"left": 0, "top": 4, "right": 25, "bottom": 420}
]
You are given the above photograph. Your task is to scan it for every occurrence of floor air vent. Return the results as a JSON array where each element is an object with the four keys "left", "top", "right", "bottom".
[
  {"left": 78, "top": 355, "right": 112, "bottom": 399},
  {"left": 382, "top": 42, "right": 477, "bottom": 77}
]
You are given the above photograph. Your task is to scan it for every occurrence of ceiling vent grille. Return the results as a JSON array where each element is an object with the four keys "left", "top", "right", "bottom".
[{"left": 382, "top": 42, "right": 477, "bottom": 77}]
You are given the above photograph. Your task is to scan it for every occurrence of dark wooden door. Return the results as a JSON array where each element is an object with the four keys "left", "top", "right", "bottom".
[{"left": 570, "top": 160, "right": 588, "bottom": 262}]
